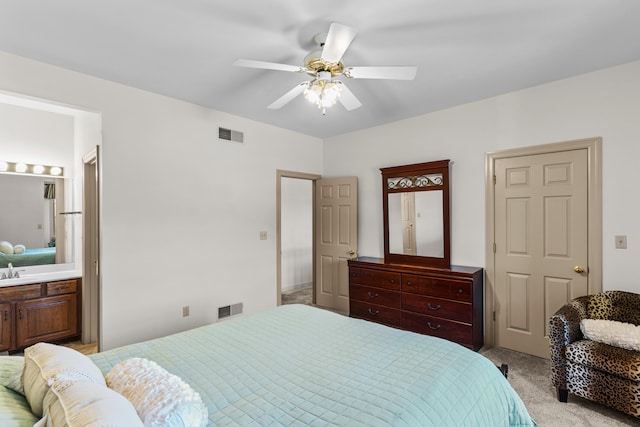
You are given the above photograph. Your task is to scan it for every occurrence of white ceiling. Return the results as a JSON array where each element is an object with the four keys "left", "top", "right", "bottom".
[{"left": 1, "top": 0, "right": 639, "bottom": 139}]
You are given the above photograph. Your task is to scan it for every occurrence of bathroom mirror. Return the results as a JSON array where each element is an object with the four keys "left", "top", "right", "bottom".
[
  {"left": 381, "top": 160, "right": 450, "bottom": 269},
  {"left": 0, "top": 173, "right": 73, "bottom": 268}
]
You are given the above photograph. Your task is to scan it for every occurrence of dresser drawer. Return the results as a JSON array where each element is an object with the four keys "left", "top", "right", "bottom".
[
  {"left": 450, "top": 281, "right": 472, "bottom": 303},
  {"left": 350, "top": 268, "right": 401, "bottom": 291},
  {"left": 350, "top": 300, "right": 401, "bottom": 327},
  {"left": 402, "top": 274, "right": 472, "bottom": 302},
  {"left": 0, "top": 284, "right": 42, "bottom": 301},
  {"left": 46, "top": 280, "right": 77, "bottom": 296},
  {"left": 402, "top": 294, "right": 472, "bottom": 323},
  {"left": 350, "top": 284, "right": 401, "bottom": 309},
  {"left": 402, "top": 274, "right": 451, "bottom": 298},
  {"left": 402, "top": 311, "right": 472, "bottom": 346}
]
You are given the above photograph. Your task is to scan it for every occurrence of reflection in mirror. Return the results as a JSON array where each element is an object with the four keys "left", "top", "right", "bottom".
[
  {"left": 0, "top": 173, "right": 73, "bottom": 268},
  {"left": 381, "top": 159, "right": 450, "bottom": 268},
  {"left": 388, "top": 191, "right": 444, "bottom": 257}
]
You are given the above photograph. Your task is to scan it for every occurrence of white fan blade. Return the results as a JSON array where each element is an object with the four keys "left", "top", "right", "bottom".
[
  {"left": 267, "top": 82, "right": 309, "bottom": 109},
  {"left": 346, "top": 66, "right": 417, "bottom": 80},
  {"left": 337, "top": 82, "right": 362, "bottom": 111},
  {"left": 234, "top": 59, "right": 304, "bottom": 73},
  {"left": 321, "top": 23, "right": 357, "bottom": 64}
]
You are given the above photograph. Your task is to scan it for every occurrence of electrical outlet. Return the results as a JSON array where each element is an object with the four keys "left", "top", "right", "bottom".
[
  {"left": 182, "top": 305, "right": 190, "bottom": 317},
  {"left": 615, "top": 235, "right": 627, "bottom": 249},
  {"left": 259, "top": 231, "right": 267, "bottom": 240}
]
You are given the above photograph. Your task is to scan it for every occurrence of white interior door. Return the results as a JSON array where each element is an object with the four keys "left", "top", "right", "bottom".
[
  {"left": 82, "top": 147, "right": 100, "bottom": 346},
  {"left": 494, "top": 149, "right": 588, "bottom": 358},
  {"left": 315, "top": 177, "right": 358, "bottom": 314}
]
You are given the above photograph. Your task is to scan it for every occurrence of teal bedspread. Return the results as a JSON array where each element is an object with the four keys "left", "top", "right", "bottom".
[
  {"left": 90, "top": 304, "right": 536, "bottom": 426},
  {"left": 0, "top": 247, "right": 56, "bottom": 268}
]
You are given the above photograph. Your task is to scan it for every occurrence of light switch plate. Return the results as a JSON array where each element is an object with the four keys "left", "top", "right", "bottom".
[{"left": 615, "top": 235, "right": 627, "bottom": 249}]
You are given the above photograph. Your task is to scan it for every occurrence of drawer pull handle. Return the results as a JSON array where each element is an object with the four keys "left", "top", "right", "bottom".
[
  {"left": 367, "top": 292, "right": 379, "bottom": 298},
  {"left": 458, "top": 289, "right": 464, "bottom": 293},
  {"left": 406, "top": 281, "right": 413, "bottom": 286},
  {"left": 19, "top": 309, "right": 23, "bottom": 320},
  {"left": 3, "top": 310, "right": 7, "bottom": 321},
  {"left": 351, "top": 273, "right": 357, "bottom": 277},
  {"left": 427, "top": 303, "right": 441, "bottom": 311},
  {"left": 368, "top": 308, "right": 379, "bottom": 315},
  {"left": 427, "top": 322, "right": 441, "bottom": 330},
  {"left": 389, "top": 279, "right": 395, "bottom": 284}
]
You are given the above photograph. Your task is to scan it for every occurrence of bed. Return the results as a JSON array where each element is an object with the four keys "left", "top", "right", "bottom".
[
  {"left": 1, "top": 304, "right": 536, "bottom": 426},
  {"left": 0, "top": 247, "right": 56, "bottom": 268}
]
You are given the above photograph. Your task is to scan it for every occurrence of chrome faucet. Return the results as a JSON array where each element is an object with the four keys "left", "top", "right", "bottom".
[{"left": 1, "top": 263, "right": 24, "bottom": 280}]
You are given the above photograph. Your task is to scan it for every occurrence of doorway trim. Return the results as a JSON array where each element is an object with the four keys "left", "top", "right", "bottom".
[
  {"left": 276, "top": 170, "right": 321, "bottom": 306},
  {"left": 484, "top": 137, "right": 602, "bottom": 347}
]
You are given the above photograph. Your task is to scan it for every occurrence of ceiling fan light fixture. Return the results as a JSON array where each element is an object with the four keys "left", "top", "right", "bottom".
[{"left": 304, "top": 79, "right": 341, "bottom": 114}]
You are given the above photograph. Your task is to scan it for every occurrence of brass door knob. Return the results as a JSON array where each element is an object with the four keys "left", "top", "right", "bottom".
[{"left": 574, "top": 266, "right": 585, "bottom": 273}]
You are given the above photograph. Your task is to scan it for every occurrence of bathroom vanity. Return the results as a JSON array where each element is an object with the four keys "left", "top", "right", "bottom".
[{"left": 0, "top": 277, "right": 80, "bottom": 352}]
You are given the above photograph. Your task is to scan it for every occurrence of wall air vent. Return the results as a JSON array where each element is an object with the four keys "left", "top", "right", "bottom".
[
  {"left": 218, "top": 302, "right": 243, "bottom": 320},
  {"left": 218, "top": 127, "right": 244, "bottom": 143}
]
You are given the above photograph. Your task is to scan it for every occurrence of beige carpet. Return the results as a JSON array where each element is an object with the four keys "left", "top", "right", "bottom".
[{"left": 480, "top": 347, "right": 639, "bottom": 426}]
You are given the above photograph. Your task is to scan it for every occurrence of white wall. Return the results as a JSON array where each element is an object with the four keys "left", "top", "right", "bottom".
[
  {"left": 0, "top": 51, "right": 323, "bottom": 350},
  {"left": 0, "top": 102, "right": 74, "bottom": 169},
  {"left": 281, "top": 177, "right": 313, "bottom": 293},
  {"left": 323, "top": 60, "right": 640, "bottom": 294}
]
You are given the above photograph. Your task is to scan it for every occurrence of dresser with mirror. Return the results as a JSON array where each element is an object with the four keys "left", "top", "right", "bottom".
[{"left": 348, "top": 160, "right": 484, "bottom": 350}]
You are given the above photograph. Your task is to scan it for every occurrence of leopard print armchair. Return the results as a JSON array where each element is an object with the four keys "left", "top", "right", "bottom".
[{"left": 549, "top": 291, "right": 640, "bottom": 419}]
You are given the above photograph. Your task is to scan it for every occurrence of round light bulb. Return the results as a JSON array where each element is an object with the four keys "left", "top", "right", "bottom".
[
  {"left": 33, "top": 165, "right": 45, "bottom": 174},
  {"left": 0, "top": 161, "right": 8, "bottom": 172},
  {"left": 15, "top": 163, "right": 27, "bottom": 173},
  {"left": 50, "top": 166, "right": 62, "bottom": 176}
]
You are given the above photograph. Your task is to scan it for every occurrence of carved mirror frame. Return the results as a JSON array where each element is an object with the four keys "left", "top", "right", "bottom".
[{"left": 381, "top": 159, "right": 450, "bottom": 269}]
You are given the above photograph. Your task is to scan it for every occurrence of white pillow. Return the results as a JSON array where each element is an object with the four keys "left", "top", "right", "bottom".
[
  {"left": 581, "top": 318, "right": 640, "bottom": 351},
  {"left": 0, "top": 241, "right": 13, "bottom": 254},
  {"left": 35, "top": 380, "right": 143, "bottom": 427},
  {"left": 13, "top": 244, "right": 26, "bottom": 254},
  {"left": 106, "top": 358, "right": 208, "bottom": 427},
  {"left": 23, "top": 342, "right": 106, "bottom": 417}
]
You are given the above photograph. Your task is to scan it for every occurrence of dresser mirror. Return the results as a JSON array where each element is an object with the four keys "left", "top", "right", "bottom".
[{"left": 381, "top": 160, "right": 450, "bottom": 268}]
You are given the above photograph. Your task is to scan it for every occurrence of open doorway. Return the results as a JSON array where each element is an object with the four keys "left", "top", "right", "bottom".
[
  {"left": 276, "top": 171, "right": 319, "bottom": 307},
  {"left": 280, "top": 177, "right": 313, "bottom": 304}
]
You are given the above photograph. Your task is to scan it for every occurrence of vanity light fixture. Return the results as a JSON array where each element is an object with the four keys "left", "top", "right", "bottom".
[{"left": 0, "top": 160, "right": 64, "bottom": 177}]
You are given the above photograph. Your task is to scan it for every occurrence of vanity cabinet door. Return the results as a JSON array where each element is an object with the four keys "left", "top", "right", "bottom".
[
  {"left": 15, "top": 294, "right": 78, "bottom": 349},
  {"left": 0, "top": 303, "right": 10, "bottom": 352}
]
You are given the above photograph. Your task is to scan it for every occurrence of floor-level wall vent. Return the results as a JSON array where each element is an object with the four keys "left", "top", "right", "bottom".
[
  {"left": 218, "top": 302, "right": 243, "bottom": 320},
  {"left": 218, "top": 127, "right": 244, "bottom": 143}
]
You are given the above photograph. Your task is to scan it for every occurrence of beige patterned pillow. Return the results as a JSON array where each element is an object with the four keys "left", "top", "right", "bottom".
[
  {"left": 23, "top": 342, "right": 106, "bottom": 417},
  {"left": 35, "top": 380, "right": 143, "bottom": 427}
]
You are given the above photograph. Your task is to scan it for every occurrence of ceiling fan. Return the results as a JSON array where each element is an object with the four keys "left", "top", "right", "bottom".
[{"left": 233, "top": 22, "right": 418, "bottom": 115}]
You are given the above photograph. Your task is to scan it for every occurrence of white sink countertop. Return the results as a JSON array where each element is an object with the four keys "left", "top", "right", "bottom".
[{"left": 0, "top": 265, "right": 81, "bottom": 288}]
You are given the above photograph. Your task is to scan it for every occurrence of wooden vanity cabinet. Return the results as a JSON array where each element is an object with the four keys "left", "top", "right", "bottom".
[
  {"left": 0, "top": 302, "right": 10, "bottom": 351},
  {"left": 0, "top": 278, "right": 81, "bottom": 352},
  {"left": 348, "top": 257, "right": 483, "bottom": 350}
]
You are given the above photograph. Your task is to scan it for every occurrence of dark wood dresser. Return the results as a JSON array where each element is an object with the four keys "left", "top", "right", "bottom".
[{"left": 348, "top": 257, "right": 484, "bottom": 350}]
